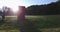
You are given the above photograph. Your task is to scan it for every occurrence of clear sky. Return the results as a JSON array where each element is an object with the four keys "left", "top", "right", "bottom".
[{"left": 0, "top": 0, "right": 58, "bottom": 12}]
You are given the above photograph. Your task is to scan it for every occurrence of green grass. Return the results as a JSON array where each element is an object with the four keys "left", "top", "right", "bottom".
[
  {"left": 0, "top": 15, "right": 60, "bottom": 32},
  {"left": 0, "top": 30, "right": 20, "bottom": 32},
  {"left": 40, "top": 28, "right": 60, "bottom": 32}
]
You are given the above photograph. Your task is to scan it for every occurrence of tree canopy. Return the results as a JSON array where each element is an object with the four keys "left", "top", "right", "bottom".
[{"left": 26, "top": 1, "right": 60, "bottom": 15}]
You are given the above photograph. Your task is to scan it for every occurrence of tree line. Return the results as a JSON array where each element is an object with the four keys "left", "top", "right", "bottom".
[
  {"left": 25, "top": 1, "right": 60, "bottom": 15},
  {"left": 0, "top": 1, "right": 60, "bottom": 15}
]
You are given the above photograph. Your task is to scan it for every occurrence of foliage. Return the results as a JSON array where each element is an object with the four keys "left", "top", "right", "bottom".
[{"left": 26, "top": 1, "right": 60, "bottom": 15}]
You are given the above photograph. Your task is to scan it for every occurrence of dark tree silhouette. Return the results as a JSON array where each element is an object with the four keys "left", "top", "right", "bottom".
[{"left": 26, "top": 1, "right": 60, "bottom": 15}]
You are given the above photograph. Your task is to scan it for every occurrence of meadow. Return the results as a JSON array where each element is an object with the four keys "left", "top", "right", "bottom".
[{"left": 0, "top": 15, "right": 60, "bottom": 32}]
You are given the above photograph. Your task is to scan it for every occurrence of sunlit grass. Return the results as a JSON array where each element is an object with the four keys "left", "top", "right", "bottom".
[
  {"left": 0, "top": 15, "right": 60, "bottom": 32},
  {"left": 5, "top": 16, "right": 17, "bottom": 21},
  {"left": 0, "top": 30, "right": 20, "bottom": 32}
]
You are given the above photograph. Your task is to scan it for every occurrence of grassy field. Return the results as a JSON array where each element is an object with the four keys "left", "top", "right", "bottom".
[
  {"left": 0, "top": 30, "right": 20, "bottom": 32},
  {"left": 0, "top": 15, "right": 60, "bottom": 32}
]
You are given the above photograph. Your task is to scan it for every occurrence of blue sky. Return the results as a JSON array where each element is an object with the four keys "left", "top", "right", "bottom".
[
  {"left": 21, "top": 0, "right": 58, "bottom": 6},
  {"left": 0, "top": 0, "right": 58, "bottom": 12}
]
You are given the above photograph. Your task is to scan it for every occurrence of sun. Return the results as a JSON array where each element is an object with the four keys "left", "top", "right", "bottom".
[
  {"left": 0, "top": 0, "right": 28, "bottom": 13},
  {"left": 1, "top": 0, "right": 21, "bottom": 13},
  {"left": 12, "top": 7, "right": 18, "bottom": 13}
]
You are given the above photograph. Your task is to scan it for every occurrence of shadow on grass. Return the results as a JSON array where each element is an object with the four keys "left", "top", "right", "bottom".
[{"left": 18, "top": 19, "right": 42, "bottom": 32}]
